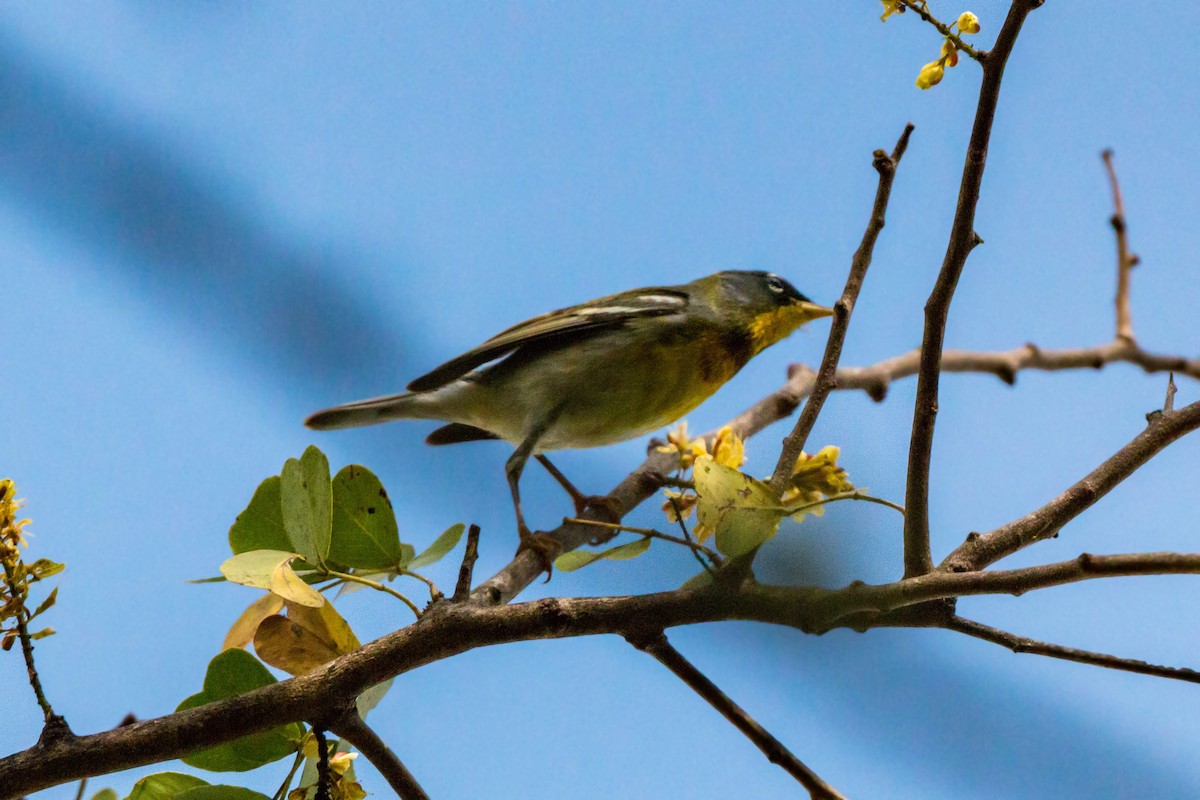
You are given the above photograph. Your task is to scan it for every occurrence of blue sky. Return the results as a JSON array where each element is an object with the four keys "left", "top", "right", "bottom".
[{"left": 3, "top": 3, "right": 1199, "bottom": 798}]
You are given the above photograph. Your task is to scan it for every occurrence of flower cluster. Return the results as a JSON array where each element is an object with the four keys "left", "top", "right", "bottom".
[
  {"left": 915, "top": 12, "right": 981, "bottom": 90},
  {"left": 658, "top": 423, "right": 747, "bottom": 522},
  {"left": 781, "top": 446, "right": 856, "bottom": 514},
  {"left": 2, "top": 479, "right": 60, "bottom": 652}
]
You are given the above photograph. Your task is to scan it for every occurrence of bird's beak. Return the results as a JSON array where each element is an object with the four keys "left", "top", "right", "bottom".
[{"left": 793, "top": 299, "right": 835, "bottom": 320}]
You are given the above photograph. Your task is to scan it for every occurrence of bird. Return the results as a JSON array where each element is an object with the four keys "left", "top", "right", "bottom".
[{"left": 305, "top": 270, "right": 832, "bottom": 569}]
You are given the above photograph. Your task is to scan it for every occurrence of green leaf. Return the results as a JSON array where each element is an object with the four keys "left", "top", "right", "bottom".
[
  {"left": 176, "top": 649, "right": 304, "bottom": 772},
  {"left": 407, "top": 523, "right": 465, "bottom": 568},
  {"left": 281, "top": 446, "right": 332, "bottom": 566},
  {"left": 27, "top": 558, "right": 65, "bottom": 581},
  {"left": 329, "top": 465, "right": 406, "bottom": 569},
  {"left": 126, "top": 772, "right": 208, "bottom": 800},
  {"left": 176, "top": 787, "right": 272, "bottom": 800},
  {"left": 554, "top": 537, "right": 651, "bottom": 572},
  {"left": 229, "top": 476, "right": 289, "bottom": 555},
  {"left": 693, "top": 457, "right": 785, "bottom": 557},
  {"left": 220, "top": 551, "right": 325, "bottom": 608},
  {"left": 29, "top": 586, "right": 57, "bottom": 620},
  {"left": 91, "top": 789, "right": 119, "bottom": 800}
]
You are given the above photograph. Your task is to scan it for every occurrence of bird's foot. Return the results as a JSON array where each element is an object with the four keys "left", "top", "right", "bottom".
[
  {"left": 573, "top": 494, "right": 622, "bottom": 524},
  {"left": 517, "top": 527, "right": 564, "bottom": 580}
]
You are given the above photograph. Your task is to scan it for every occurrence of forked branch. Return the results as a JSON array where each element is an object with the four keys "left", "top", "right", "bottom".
[{"left": 903, "top": 0, "right": 1040, "bottom": 579}]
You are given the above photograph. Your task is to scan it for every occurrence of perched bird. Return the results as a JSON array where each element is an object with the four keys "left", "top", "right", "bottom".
[{"left": 305, "top": 270, "right": 832, "bottom": 566}]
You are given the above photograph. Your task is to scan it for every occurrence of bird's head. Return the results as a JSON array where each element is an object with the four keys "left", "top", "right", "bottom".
[{"left": 710, "top": 270, "right": 834, "bottom": 354}]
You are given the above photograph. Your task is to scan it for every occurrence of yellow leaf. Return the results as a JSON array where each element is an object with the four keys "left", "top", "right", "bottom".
[
  {"left": 285, "top": 599, "right": 361, "bottom": 656},
  {"left": 253, "top": 600, "right": 360, "bottom": 676},
  {"left": 222, "top": 593, "right": 285, "bottom": 651},
  {"left": 254, "top": 615, "right": 342, "bottom": 676},
  {"left": 692, "top": 456, "right": 785, "bottom": 556}
]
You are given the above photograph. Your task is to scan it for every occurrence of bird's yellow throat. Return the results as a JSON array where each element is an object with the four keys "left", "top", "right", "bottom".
[{"left": 748, "top": 302, "right": 834, "bottom": 354}]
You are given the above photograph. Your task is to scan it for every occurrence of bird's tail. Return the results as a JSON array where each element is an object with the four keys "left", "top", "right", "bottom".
[{"left": 305, "top": 391, "right": 438, "bottom": 430}]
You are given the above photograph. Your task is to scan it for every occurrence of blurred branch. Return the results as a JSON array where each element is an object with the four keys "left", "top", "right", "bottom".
[
  {"left": 769, "top": 122, "right": 914, "bottom": 492},
  {"left": 904, "top": 0, "right": 1041, "bottom": 579},
  {"left": 945, "top": 616, "right": 1200, "bottom": 684},
  {"left": 941, "top": 400, "right": 1200, "bottom": 572},
  {"left": 627, "top": 631, "right": 846, "bottom": 800}
]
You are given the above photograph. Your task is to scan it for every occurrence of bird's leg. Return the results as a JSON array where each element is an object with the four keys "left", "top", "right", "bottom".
[
  {"left": 534, "top": 454, "right": 622, "bottom": 525},
  {"left": 507, "top": 433, "right": 563, "bottom": 576}
]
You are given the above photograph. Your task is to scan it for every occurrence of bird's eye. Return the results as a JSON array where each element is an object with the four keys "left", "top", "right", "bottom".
[{"left": 766, "top": 276, "right": 786, "bottom": 294}]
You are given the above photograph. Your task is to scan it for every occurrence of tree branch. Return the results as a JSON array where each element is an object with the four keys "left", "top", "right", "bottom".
[
  {"left": 329, "top": 711, "right": 430, "bottom": 800},
  {"left": 940, "top": 400, "right": 1200, "bottom": 572},
  {"left": 452, "top": 524, "right": 481, "bottom": 602},
  {"left": 1102, "top": 149, "right": 1138, "bottom": 342},
  {"left": 626, "top": 630, "right": 846, "bottom": 800},
  {"left": 904, "top": 0, "right": 1040, "bottom": 579},
  {"left": 769, "top": 122, "right": 914, "bottom": 492},
  {"left": 945, "top": 616, "right": 1200, "bottom": 684},
  {"left": 12, "top": 546, "right": 1200, "bottom": 797}
]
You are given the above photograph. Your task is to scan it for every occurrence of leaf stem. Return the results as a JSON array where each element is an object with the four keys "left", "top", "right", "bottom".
[
  {"left": 783, "top": 491, "right": 905, "bottom": 517},
  {"left": 564, "top": 518, "right": 721, "bottom": 564},
  {"left": 322, "top": 570, "right": 421, "bottom": 618},
  {"left": 398, "top": 569, "right": 443, "bottom": 602}
]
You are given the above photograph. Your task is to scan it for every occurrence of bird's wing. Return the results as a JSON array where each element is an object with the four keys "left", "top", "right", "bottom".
[{"left": 406, "top": 288, "right": 690, "bottom": 391}]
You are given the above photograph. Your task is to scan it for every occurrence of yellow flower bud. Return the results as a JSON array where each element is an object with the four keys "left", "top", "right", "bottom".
[
  {"left": 880, "top": 0, "right": 904, "bottom": 21},
  {"left": 956, "top": 11, "right": 981, "bottom": 34},
  {"left": 941, "top": 38, "right": 959, "bottom": 68},
  {"left": 915, "top": 59, "right": 945, "bottom": 90}
]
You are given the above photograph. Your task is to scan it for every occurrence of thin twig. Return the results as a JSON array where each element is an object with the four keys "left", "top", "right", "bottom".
[
  {"left": 666, "top": 492, "right": 722, "bottom": 572},
  {"left": 1102, "top": 149, "right": 1138, "bottom": 342},
  {"left": 273, "top": 749, "right": 306, "bottom": 800},
  {"left": 398, "top": 568, "right": 442, "bottom": 602},
  {"left": 904, "top": 0, "right": 1040, "bottom": 579},
  {"left": 941, "top": 399, "right": 1200, "bottom": 572},
  {"left": 452, "top": 524, "right": 481, "bottom": 602},
  {"left": 1, "top": 559, "right": 66, "bottom": 737},
  {"left": 72, "top": 779, "right": 86, "bottom": 800},
  {"left": 626, "top": 631, "right": 846, "bottom": 800},
  {"left": 563, "top": 517, "right": 722, "bottom": 563},
  {"left": 322, "top": 569, "right": 422, "bottom": 618},
  {"left": 822, "top": 551, "right": 1200, "bottom": 624},
  {"left": 945, "top": 616, "right": 1200, "bottom": 684},
  {"left": 330, "top": 711, "right": 431, "bottom": 800},
  {"left": 783, "top": 490, "right": 905, "bottom": 518},
  {"left": 898, "top": 0, "right": 983, "bottom": 61},
  {"left": 770, "top": 122, "right": 914, "bottom": 493},
  {"left": 313, "top": 728, "right": 331, "bottom": 800},
  {"left": 1164, "top": 373, "right": 1177, "bottom": 413}
]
